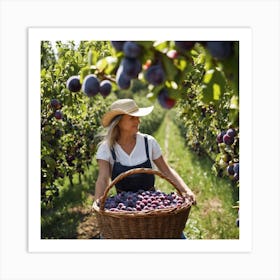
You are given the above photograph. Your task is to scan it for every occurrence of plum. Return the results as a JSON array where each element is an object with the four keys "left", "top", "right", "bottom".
[
  {"left": 99, "top": 80, "right": 112, "bottom": 97},
  {"left": 82, "top": 74, "right": 100, "bottom": 97},
  {"left": 206, "top": 41, "right": 234, "bottom": 60},
  {"left": 157, "top": 88, "right": 176, "bottom": 109},
  {"left": 145, "top": 65, "right": 166, "bottom": 86},
  {"left": 123, "top": 41, "right": 141, "bottom": 58},
  {"left": 66, "top": 75, "right": 81, "bottom": 92}
]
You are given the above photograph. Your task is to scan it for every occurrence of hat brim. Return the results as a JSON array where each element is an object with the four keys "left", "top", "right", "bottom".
[{"left": 102, "top": 105, "right": 154, "bottom": 127}]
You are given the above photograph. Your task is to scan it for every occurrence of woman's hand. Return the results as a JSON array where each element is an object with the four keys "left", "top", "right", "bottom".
[
  {"left": 154, "top": 156, "right": 197, "bottom": 205},
  {"left": 181, "top": 190, "right": 197, "bottom": 205}
]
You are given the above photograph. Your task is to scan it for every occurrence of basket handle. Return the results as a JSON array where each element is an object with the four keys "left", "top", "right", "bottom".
[{"left": 99, "top": 167, "right": 187, "bottom": 210}]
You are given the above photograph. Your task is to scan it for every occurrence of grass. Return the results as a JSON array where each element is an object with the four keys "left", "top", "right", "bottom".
[
  {"left": 153, "top": 111, "right": 239, "bottom": 239},
  {"left": 41, "top": 162, "right": 98, "bottom": 239}
]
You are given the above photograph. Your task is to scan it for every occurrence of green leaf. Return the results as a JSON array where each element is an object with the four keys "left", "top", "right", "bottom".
[
  {"left": 90, "top": 49, "right": 98, "bottom": 65},
  {"left": 64, "top": 94, "right": 73, "bottom": 106},
  {"left": 201, "top": 68, "right": 226, "bottom": 103},
  {"left": 104, "top": 56, "right": 118, "bottom": 74},
  {"left": 213, "top": 83, "right": 221, "bottom": 100},
  {"left": 96, "top": 58, "right": 108, "bottom": 72},
  {"left": 88, "top": 50, "right": 93, "bottom": 65},
  {"left": 80, "top": 66, "right": 90, "bottom": 82},
  {"left": 203, "top": 69, "right": 214, "bottom": 84},
  {"left": 96, "top": 56, "right": 118, "bottom": 74},
  {"left": 230, "top": 95, "right": 239, "bottom": 110},
  {"left": 201, "top": 84, "right": 213, "bottom": 104},
  {"left": 41, "top": 69, "right": 47, "bottom": 78},
  {"left": 43, "top": 155, "right": 56, "bottom": 169},
  {"left": 135, "top": 41, "right": 154, "bottom": 49},
  {"left": 161, "top": 55, "right": 178, "bottom": 81},
  {"left": 153, "top": 41, "right": 169, "bottom": 53}
]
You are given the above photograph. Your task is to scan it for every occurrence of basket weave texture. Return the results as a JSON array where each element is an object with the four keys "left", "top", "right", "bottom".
[{"left": 92, "top": 168, "right": 194, "bottom": 239}]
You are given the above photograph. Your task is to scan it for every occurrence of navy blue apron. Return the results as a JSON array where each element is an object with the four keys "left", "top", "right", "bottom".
[{"left": 111, "top": 135, "right": 155, "bottom": 193}]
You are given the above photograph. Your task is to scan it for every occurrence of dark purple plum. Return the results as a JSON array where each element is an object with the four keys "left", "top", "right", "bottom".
[
  {"left": 66, "top": 75, "right": 81, "bottom": 92},
  {"left": 116, "top": 65, "right": 131, "bottom": 89},
  {"left": 233, "top": 173, "right": 239, "bottom": 181},
  {"left": 206, "top": 41, "right": 234, "bottom": 60},
  {"left": 223, "top": 134, "right": 234, "bottom": 145},
  {"left": 50, "top": 99, "right": 62, "bottom": 110},
  {"left": 233, "top": 163, "right": 239, "bottom": 174},
  {"left": 54, "top": 110, "right": 63, "bottom": 120},
  {"left": 175, "top": 41, "right": 195, "bottom": 52},
  {"left": 227, "top": 165, "right": 235, "bottom": 176},
  {"left": 121, "top": 57, "right": 142, "bottom": 79},
  {"left": 99, "top": 80, "right": 112, "bottom": 97},
  {"left": 110, "top": 41, "right": 126, "bottom": 52},
  {"left": 145, "top": 65, "right": 166, "bottom": 86},
  {"left": 82, "top": 74, "right": 100, "bottom": 97},
  {"left": 123, "top": 41, "right": 142, "bottom": 58},
  {"left": 157, "top": 88, "right": 176, "bottom": 109},
  {"left": 216, "top": 131, "right": 226, "bottom": 143},
  {"left": 236, "top": 218, "right": 239, "bottom": 227},
  {"left": 226, "top": 128, "right": 236, "bottom": 138}
]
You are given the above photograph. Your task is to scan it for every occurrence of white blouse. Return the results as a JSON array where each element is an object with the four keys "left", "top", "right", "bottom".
[{"left": 96, "top": 132, "right": 162, "bottom": 167}]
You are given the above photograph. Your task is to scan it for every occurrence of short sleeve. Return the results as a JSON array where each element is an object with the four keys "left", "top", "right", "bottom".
[
  {"left": 96, "top": 141, "right": 113, "bottom": 165},
  {"left": 147, "top": 135, "right": 162, "bottom": 160}
]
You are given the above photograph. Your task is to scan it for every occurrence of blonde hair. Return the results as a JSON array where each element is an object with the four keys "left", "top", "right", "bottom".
[{"left": 101, "top": 115, "right": 123, "bottom": 148}]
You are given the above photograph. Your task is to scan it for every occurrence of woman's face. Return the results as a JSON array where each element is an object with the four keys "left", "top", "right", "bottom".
[{"left": 118, "top": 115, "right": 140, "bottom": 134}]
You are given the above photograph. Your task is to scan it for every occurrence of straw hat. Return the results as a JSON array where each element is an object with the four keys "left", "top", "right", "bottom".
[{"left": 102, "top": 98, "right": 154, "bottom": 127}]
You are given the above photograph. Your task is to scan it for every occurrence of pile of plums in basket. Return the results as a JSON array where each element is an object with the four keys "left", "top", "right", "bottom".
[{"left": 98, "top": 189, "right": 189, "bottom": 212}]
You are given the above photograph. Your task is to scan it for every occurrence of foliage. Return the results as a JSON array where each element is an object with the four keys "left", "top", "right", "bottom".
[
  {"left": 153, "top": 112, "right": 239, "bottom": 239},
  {"left": 174, "top": 42, "right": 239, "bottom": 185},
  {"left": 41, "top": 41, "right": 113, "bottom": 206}
]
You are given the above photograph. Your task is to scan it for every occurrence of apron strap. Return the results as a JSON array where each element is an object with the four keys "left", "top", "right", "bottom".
[
  {"left": 110, "top": 147, "right": 117, "bottom": 161},
  {"left": 144, "top": 135, "right": 150, "bottom": 160}
]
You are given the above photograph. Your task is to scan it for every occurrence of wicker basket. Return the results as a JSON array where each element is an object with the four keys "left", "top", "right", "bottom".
[{"left": 92, "top": 168, "right": 194, "bottom": 239}]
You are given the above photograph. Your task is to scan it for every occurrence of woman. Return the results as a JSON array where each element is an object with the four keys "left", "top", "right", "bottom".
[{"left": 95, "top": 98, "right": 196, "bottom": 203}]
